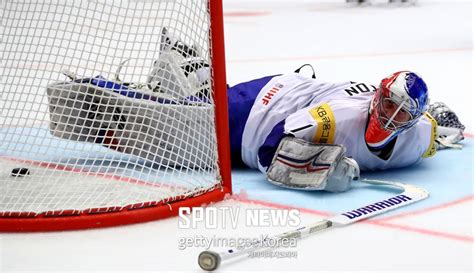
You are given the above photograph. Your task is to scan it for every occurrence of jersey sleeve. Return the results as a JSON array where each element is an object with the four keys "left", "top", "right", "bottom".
[{"left": 256, "top": 102, "right": 336, "bottom": 171}]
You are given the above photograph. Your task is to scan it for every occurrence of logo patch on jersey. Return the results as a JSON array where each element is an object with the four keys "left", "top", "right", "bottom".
[
  {"left": 309, "top": 103, "right": 335, "bottom": 144},
  {"left": 261, "top": 83, "right": 283, "bottom": 105}
]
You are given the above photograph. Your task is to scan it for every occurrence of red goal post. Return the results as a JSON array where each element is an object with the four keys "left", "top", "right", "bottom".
[{"left": 0, "top": 0, "right": 231, "bottom": 231}]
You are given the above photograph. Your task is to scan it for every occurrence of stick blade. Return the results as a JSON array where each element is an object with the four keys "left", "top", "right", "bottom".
[{"left": 329, "top": 179, "right": 429, "bottom": 225}]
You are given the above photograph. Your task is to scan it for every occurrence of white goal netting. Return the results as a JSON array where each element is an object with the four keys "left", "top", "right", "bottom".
[{"left": 0, "top": 0, "right": 225, "bottom": 219}]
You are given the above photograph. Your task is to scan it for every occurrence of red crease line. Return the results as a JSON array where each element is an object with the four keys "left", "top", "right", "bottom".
[{"left": 367, "top": 221, "right": 474, "bottom": 243}]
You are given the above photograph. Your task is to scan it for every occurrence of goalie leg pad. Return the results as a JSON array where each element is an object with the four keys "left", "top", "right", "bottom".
[
  {"left": 46, "top": 80, "right": 215, "bottom": 169},
  {"left": 146, "top": 50, "right": 201, "bottom": 98},
  {"left": 266, "top": 137, "right": 360, "bottom": 192},
  {"left": 146, "top": 44, "right": 210, "bottom": 99}
]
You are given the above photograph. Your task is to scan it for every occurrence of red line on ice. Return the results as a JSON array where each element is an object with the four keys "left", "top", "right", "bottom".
[
  {"left": 231, "top": 194, "right": 474, "bottom": 244},
  {"left": 224, "top": 11, "right": 271, "bottom": 17},
  {"left": 368, "top": 221, "right": 474, "bottom": 243},
  {"left": 372, "top": 195, "right": 474, "bottom": 222},
  {"left": 228, "top": 47, "right": 473, "bottom": 63}
]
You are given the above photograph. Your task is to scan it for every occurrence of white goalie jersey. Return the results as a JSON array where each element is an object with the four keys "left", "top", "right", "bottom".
[{"left": 239, "top": 73, "right": 437, "bottom": 172}]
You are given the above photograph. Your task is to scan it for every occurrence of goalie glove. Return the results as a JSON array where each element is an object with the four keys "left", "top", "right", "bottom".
[
  {"left": 266, "top": 137, "right": 360, "bottom": 192},
  {"left": 428, "top": 102, "right": 465, "bottom": 150}
]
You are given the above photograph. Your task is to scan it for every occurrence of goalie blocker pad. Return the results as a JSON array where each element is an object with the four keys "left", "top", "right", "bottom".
[{"left": 266, "top": 137, "right": 360, "bottom": 192}]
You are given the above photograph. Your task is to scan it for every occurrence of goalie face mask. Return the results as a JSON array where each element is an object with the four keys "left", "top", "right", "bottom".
[{"left": 365, "top": 71, "right": 429, "bottom": 149}]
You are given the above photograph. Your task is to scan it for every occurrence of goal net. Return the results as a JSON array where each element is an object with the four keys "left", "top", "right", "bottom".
[{"left": 0, "top": 0, "right": 231, "bottom": 231}]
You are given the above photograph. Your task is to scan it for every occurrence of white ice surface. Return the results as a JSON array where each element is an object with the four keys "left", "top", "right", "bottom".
[{"left": 1, "top": 1, "right": 472, "bottom": 272}]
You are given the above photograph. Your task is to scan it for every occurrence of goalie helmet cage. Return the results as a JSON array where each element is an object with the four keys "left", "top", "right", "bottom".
[{"left": 0, "top": 0, "right": 231, "bottom": 231}]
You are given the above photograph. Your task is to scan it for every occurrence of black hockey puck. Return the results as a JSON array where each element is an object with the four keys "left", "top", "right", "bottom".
[{"left": 11, "top": 168, "right": 30, "bottom": 177}]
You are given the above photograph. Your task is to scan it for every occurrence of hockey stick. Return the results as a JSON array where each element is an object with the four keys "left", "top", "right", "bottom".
[{"left": 197, "top": 179, "right": 429, "bottom": 271}]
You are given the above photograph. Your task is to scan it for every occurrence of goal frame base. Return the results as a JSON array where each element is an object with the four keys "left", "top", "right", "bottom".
[{"left": 0, "top": 187, "right": 230, "bottom": 232}]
